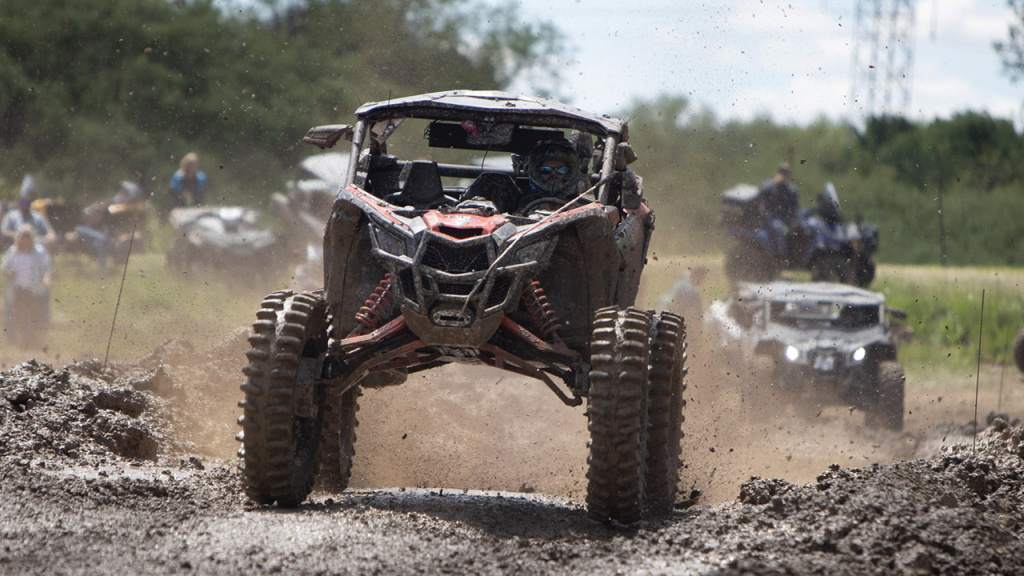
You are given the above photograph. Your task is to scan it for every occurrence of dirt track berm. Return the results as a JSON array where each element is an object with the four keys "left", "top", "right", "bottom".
[{"left": 235, "top": 90, "right": 689, "bottom": 523}]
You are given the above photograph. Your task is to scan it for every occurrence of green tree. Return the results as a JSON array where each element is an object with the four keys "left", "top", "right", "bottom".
[
  {"left": 858, "top": 113, "right": 1023, "bottom": 191},
  {"left": 0, "top": 0, "right": 563, "bottom": 207},
  {"left": 996, "top": 0, "right": 1024, "bottom": 82}
]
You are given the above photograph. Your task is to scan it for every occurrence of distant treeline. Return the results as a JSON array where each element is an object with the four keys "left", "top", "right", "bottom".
[
  {"left": 1, "top": 0, "right": 1021, "bottom": 266},
  {"left": 0, "top": 0, "right": 560, "bottom": 210}
]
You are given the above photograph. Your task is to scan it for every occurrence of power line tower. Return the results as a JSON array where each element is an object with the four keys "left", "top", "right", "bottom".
[{"left": 851, "top": 0, "right": 916, "bottom": 121}]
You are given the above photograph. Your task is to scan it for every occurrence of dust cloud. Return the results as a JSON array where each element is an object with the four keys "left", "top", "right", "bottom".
[{"left": 349, "top": 364, "right": 590, "bottom": 499}]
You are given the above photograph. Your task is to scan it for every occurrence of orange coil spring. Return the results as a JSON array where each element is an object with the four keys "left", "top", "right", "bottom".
[
  {"left": 355, "top": 273, "right": 395, "bottom": 332},
  {"left": 521, "top": 280, "right": 563, "bottom": 339}
]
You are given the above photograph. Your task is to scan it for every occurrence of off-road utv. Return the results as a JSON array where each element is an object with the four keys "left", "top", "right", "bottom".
[
  {"left": 270, "top": 152, "right": 351, "bottom": 289},
  {"left": 236, "top": 90, "right": 689, "bottom": 523},
  {"left": 706, "top": 281, "right": 905, "bottom": 430},
  {"left": 166, "top": 205, "right": 278, "bottom": 278}
]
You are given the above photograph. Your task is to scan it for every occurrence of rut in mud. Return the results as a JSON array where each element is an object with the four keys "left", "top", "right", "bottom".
[{"left": 2, "top": 340, "right": 1024, "bottom": 574}]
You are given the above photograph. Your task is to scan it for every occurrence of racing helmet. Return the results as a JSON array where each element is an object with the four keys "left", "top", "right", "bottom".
[{"left": 526, "top": 140, "right": 580, "bottom": 196}]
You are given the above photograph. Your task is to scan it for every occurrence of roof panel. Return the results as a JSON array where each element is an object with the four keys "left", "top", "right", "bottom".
[
  {"left": 735, "top": 281, "right": 885, "bottom": 306},
  {"left": 353, "top": 90, "right": 625, "bottom": 137}
]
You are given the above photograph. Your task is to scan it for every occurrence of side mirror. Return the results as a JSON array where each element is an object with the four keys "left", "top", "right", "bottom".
[
  {"left": 303, "top": 124, "right": 353, "bottom": 149},
  {"left": 619, "top": 169, "right": 642, "bottom": 210},
  {"left": 614, "top": 142, "right": 638, "bottom": 170}
]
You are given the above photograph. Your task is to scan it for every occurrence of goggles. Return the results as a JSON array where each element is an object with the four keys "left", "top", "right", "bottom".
[{"left": 539, "top": 165, "right": 569, "bottom": 176}]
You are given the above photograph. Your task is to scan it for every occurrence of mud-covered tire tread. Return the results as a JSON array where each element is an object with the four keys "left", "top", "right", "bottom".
[
  {"left": 1013, "top": 328, "right": 1024, "bottom": 374},
  {"left": 867, "top": 361, "right": 905, "bottom": 431},
  {"left": 586, "top": 306, "right": 652, "bottom": 524},
  {"left": 644, "top": 311, "right": 688, "bottom": 514},
  {"left": 239, "top": 290, "right": 328, "bottom": 506},
  {"left": 317, "top": 384, "right": 361, "bottom": 493}
]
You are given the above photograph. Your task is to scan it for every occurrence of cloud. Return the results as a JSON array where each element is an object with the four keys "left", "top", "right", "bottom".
[
  {"left": 926, "top": 0, "right": 1015, "bottom": 46},
  {"left": 501, "top": 0, "right": 1021, "bottom": 125}
]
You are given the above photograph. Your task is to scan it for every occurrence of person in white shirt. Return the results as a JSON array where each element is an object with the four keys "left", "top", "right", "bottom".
[{"left": 1, "top": 224, "right": 52, "bottom": 348}]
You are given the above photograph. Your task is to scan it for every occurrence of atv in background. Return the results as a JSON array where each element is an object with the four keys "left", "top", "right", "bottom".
[
  {"left": 62, "top": 182, "right": 151, "bottom": 262},
  {"left": 166, "top": 205, "right": 278, "bottom": 280},
  {"left": 722, "top": 182, "right": 878, "bottom": 287},
  {"left": 237, "top": 90, "right": 689, "bottom": 524},
  {"left": 706, "top": 281, "right": 906, "bottom": 430},
  {"left": 271, "top": 152, "right": 350, "bottom": 290}
]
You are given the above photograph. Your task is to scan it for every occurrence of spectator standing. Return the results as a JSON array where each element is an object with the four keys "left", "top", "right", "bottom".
[
  {"left": 1, "top": 174, "right": 58, "bottom": 252},
  {"left": 170, "top": 153, "right": 208, "bottom": 207},
  {"left": 657, "top": 265, "right": 708, "bottom": 356},
  {"left": 2, "top": 224, "right": 52, "bottom": 348},
  {"left": 658, "top": 265, "right": 708, "bottom": 329}
]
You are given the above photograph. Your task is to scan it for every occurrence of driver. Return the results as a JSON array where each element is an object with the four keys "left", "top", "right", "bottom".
[{"left": 522, "top": 140, "right": 581, "bottom": 212}]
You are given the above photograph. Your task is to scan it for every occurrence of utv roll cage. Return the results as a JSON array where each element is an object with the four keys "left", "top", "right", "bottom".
[{"left": 302, "top": 90, "right": 636, "bottom": 207}]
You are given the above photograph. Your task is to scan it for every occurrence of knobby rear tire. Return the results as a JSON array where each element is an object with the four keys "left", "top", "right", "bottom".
[
  {"left": 854, "top": 255, "right": 876, "bottom": 287},
  {"left": 810, "top": 253, "right": 855, "bottom": 284},
  {"left": 645, "top": 311, "right": 688, "bottom": 514},
  {"left": 316, "top": 383, "right": 361, "bottom": 493},
  {"left": 586, "top": 306, "right": 652, "bottom": 524}
]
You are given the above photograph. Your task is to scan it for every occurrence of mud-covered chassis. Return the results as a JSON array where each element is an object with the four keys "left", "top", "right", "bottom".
[{"left": 237, "top": 91, "right": 688, "bottom": 524}]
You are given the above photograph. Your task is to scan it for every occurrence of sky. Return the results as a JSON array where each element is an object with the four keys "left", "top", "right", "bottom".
[{"left": 498, "top": 0, "right": 1023, "bottom": 127}]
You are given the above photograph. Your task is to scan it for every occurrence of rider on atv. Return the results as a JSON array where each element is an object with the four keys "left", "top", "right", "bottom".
[{"left": 756, "top": 162, "right": 800, "bottom": 261}]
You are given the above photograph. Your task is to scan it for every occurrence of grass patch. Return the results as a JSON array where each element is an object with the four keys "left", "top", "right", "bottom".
[
  {"left": 874, "top": 265, "right": 1024, "bottom": 372},
  {"left": 6, "top": 250, "right": 292, "bottom": 364},
  {"left": 6, "top": 244, "right": 1022, "bottom": 379}
]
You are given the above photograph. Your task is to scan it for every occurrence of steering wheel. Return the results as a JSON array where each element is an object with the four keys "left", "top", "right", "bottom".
[{"left": 520, "top": 196, "right": 566, "bottom": 216}]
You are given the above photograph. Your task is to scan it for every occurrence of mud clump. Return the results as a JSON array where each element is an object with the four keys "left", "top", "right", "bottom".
[
  {"left": 0, "top": 329, "right": 248, "bottom": 466},
  {"left": 0, "top": 360, "right": 165, "bottom": 463},
  {"left": 723, "top": 423, "right": 1024, "bottom": 574},
  {"left": 737, "top": 476, "right": 790, "bottom": 505}
]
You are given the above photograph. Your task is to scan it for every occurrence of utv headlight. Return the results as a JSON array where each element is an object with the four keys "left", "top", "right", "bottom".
[
  {"left": 852, "top": 347, "right": 867, "bottom": 362},
  {"left": 785, "top": 346, "right": 800, "bottom": 362},
  {"left": 374, "top": 228, "right": 408, "bottom": 256}
]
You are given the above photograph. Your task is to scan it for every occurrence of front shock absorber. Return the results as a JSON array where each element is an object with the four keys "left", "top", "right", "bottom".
[
  {"left": 521, "top": 279, "right": 563, "bottom": 339},
  {"left": 352, "top": 272, "right": 395, "bottom": 335}
]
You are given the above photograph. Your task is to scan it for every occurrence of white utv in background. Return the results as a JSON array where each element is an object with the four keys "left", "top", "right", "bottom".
[{"left": 708, "top": 281, "right": 905, "bottom": 430}]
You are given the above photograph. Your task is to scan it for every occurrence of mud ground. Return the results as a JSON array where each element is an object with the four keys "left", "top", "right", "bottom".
[{"left": 3, "top": 332, "right": 1024, "bottom": 575}]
